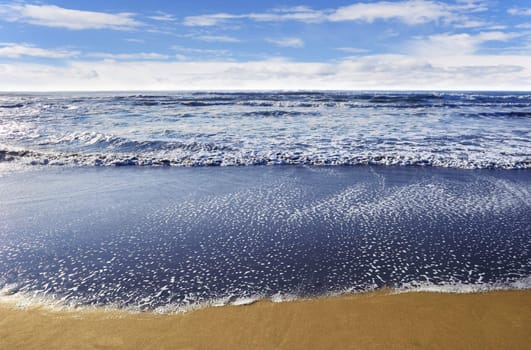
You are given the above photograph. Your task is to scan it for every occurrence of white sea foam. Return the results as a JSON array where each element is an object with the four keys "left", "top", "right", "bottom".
[
  {"left": 396, "top": 276, "right": 531, "bottom": 294},
  {"left": 0, "top": 91, "right": 529, "bottom": 170},
  {"left": 270, "top": 292, "right": 299, "bottom": 303},
  {"left": 230, "top": 296, "right": 261, "bottom": 306},
  {"left": 2, "top": 278, "right": 530, "bottom": 315}
]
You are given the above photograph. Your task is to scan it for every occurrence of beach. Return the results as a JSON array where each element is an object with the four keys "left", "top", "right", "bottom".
[
  {"left": 0, "top": 92, "right": 530, "bottom": 349},
  {"left": 1, "top": 290, "right": 530, "bottom": 349}
]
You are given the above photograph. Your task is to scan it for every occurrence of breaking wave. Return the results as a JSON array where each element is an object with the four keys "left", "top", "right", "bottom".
[
  {"left": 0, "top": 145, "right": 529, "bottom": 169},
  {"left": 0, "top": 91, "right": 530, "bottom": 170}
]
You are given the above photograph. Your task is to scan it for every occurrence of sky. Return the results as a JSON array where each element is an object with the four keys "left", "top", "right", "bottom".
[{"left": 1, "top": 0, "right": 531, "bottom": 91}]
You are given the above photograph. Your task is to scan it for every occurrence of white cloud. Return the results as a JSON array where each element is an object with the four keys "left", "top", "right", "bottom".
[
  {"left": 182, "top": 7, "right": 320, "bottom": 26},
  {"left": 485, "top": 25, "right": 507, "bottom": 30},
  {"left": 0, "top": 4, "right": 142, "bottom": 30},
  {"left": 266, "top": 37, "right": 304, "bottom": 48},
  {"left": 86, "top": 52, "right": 169, "bottom": 60},
  {"left": 148, "top": 12, "right": 176, "bottom": 22},
  {"left": 0, "top": 43, "right": 79, "bottom": 58},
  {"left": 0, "top": 43, "right": 173, "bottom": 61},
  {"left": 125, "top": 38, "right": 145, "bottom": 43},
  {"left": 173, "top": 47, "right": 217, "bottom": 54},
  {"left": 183, "top": 13, "right": 240, "bottom": 26},
  {"left": 453, "top": 0, "right": 488, "bottom": 13},
  {"left": 411, "top": 31, "right": 519, "bottom": 56},
  {"left": 508, "top": 8, "right": 531, "bottom": 16},
  {"left": 452, "top": 20, "right": 488, "bottom": 28},
  {"left": 1, "top": 54, "right": 530, "bottom": 91},
  {"left": 270, "top": 6, "right": 316, "bottom": 13},
  {"left": 248, "top": 7, "right": 325, "bottom": 23},
  {"left": 170, "top": 47, "right": 233, "bottom": 62},
  {"left": 194, "top": 35, "right": 241, "bottom": 43},
  {"left": 181, "top": 1, "right": 485, "bottom": 27},
  {"left": 172, "top": 46, "right": 231, "bottom": 56},
  {"left": 182, "top": 8, "right": 324, "bottom": 26},
  {"left": 328, "top": 0, "right": 453, "bottom": 24},
  {"left": 336, "top": 47, "right": 370, "bottom": 54}
]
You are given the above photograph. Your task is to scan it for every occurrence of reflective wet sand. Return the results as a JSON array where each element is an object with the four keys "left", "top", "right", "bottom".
[{"left": 1, "top": 290, "right": 530, "bottom": 350}]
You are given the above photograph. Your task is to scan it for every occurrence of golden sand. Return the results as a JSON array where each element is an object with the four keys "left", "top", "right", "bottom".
[{"left": 1, "top": 290, "right": 530, "bottom": 350}]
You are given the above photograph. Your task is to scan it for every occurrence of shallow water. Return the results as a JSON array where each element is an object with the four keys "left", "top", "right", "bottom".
[{"left": 0, "top": 166, "right": 529, "bottom": 312}]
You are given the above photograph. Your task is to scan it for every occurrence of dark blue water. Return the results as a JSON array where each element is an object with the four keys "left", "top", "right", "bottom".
[{"left": 0, "top": 166, "right": 529, "bottom": 311}]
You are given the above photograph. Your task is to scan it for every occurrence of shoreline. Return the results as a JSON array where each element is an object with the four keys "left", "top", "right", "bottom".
[
  {"left": 0, "top": 282, "right": 529, "bottom": 314},
  {"left": 1, "top": 289, "right": 530, "bottom": 349}
]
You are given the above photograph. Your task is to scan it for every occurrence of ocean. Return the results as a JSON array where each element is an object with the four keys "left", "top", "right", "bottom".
[
  {"left": 0, "top": 91, "right": 530, "bottom": 312},
  {"left": 1, "top": 91, "right": 529, "bottom": 169}
]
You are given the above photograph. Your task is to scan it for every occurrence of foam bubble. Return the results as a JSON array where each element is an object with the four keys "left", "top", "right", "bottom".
[
  {"left": 396, "top": 275, "right": 531, "bottom": 294},
  {"left": 230, "top": 296, "right": 261, "bottom": 306},
  {"left": 270, "top": 292, "right": 298, "bottom": 303}
]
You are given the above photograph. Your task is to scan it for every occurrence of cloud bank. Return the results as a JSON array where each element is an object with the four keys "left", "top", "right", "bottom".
[
  {"left": 1, "top": 55, "right": 529, "bottom": 91},
  {"left": 0, "top": 1, "right": 529, "bottom": 91}
]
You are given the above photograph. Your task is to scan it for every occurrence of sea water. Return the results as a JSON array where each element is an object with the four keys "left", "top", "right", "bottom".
[
  {"left": 1, "top": 91, "right": 529, "bottom": 169},
  {"left": 0, "top": 91, "right": 529, "bottom": 312}
]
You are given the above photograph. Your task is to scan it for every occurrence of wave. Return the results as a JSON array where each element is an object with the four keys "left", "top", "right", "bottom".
[
  {"left": 1, "top": 146, "right": 529, "bottom": 169},
  {"left": 34, "top": 132, "right": 233, "bottom": 153},
  {"left": 397, "top": 276, "right": 531, "bottom": 294},
  {"left": 1, "top": 277, "right": 529, "bottom": 314},
  {"left": 1, "top": 91, "right": 530, "bottom": 170},
  {"left": 2, "top": 93, "right": 530, "bottom": 118},
  {"left": 474, "top": 111, "right": 531, "bottom": 118},
  {"left": 17, "top": 91, "right": 528, "bottom": 109},
  {"left": 241, "top": 110, "right": 314, "bottom": 117},
  {"left": 0, "top": 103, "right": 25, "bottom": 109}
]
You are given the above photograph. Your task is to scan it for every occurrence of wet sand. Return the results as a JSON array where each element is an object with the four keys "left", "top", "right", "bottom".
[{"left": 1, "top": 290, "right": 530, "bottom": 350}]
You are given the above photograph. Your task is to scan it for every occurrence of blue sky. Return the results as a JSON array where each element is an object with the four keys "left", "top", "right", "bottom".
[{"left": 1, "top": 0, "right": 531, "bottom": 90}]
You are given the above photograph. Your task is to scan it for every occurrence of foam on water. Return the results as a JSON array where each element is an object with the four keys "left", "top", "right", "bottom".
[
  {"left": 397, "top": 275, "right": 531, "bottom": 294},
  {"left": 0, "top": 166, "right": 529, "bottom": 313},
  {"left": 0, "top": 91, "right": 530, "bottom": 170},
  {"left": 2, "top": 276, "right": 530, "bottom": 314}
]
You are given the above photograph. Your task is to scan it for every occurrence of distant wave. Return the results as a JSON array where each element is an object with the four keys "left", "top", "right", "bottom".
[
  {"left": 0, "top": 103, "right": 25, "bottom": 109},
  {"left": 1, "top": 91, "right": 530, "bottom": 170}
]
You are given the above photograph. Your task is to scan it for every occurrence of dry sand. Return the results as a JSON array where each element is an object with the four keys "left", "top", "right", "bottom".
[{"left": 1, "top": 290, "right": 530, "bottom": 350}]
